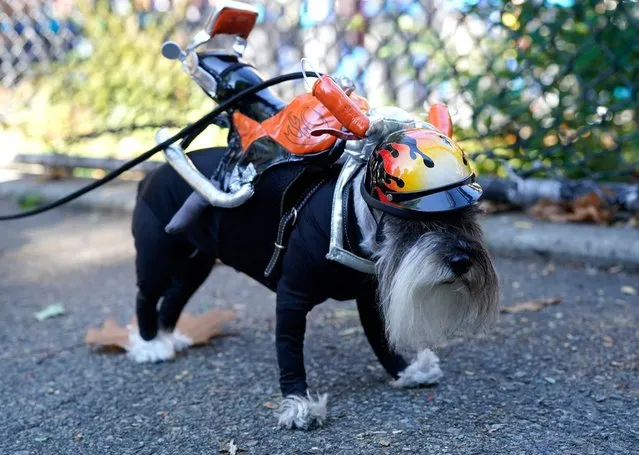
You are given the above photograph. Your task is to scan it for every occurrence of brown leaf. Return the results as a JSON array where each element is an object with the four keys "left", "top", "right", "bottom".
[
  {"left": 513, "top": 220, "right": 533, "bottom": 229},
  {"left": 175, "top": 309, "right": 236, "bottom": 345},
  {"left": 479, "top": 200, "right": 513, "bottom": 215},
  {"left": 501, "top": 297, "right": 561, "bottom": 314},
  {"left": 85, "top": 309, "right": 236, "bottom": 351},
  {"left": 608, "top": 265, "right": 623, "bottom": 274},
  {"left": 528, "top": 192, "right": 615, "bottom": 225},
  {"left": 84, "top": 318, "right": 129, "bottom": 350},
  {"left": 263, "top": 401, "right": 279, "bottom": 409}
]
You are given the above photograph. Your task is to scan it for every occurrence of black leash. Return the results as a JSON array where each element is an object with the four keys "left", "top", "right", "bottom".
[{"left": 0, "top": 71, "right": 322, "bottom": 221}]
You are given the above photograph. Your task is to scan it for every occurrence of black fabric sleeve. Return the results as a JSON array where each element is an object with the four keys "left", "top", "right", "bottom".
[
  {"left": 275, "top": 301, "right": 311, "bottom": 397},
  {"left": 356, "top": 282, "right": 408, "bottom": 379},
  {"left": 274, "top": 206, "right": 328, "bottom": 397}
]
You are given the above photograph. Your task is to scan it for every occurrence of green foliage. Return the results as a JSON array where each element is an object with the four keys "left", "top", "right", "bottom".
[
  {"left": 18, "top": 194, "right": 44, "bottom": 210},
  {"left": 6, "top": 0, "right": 638, "bottom": 181},
  {"left": 451, "top": 0, "right": 638, "bottom": 179},
  {"left": 361, "top": 0, "right": 637, "bottom": 180},
  {"left": 12, "top": 5, "right": 213, "bottom": 155}
]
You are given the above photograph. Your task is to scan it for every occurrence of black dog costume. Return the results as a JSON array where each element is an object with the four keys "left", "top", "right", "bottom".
[{"left": 133, "top": 147, "right": 408, "bottom": 398}]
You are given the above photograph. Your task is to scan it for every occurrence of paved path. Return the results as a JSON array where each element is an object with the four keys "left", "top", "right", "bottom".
[{"left": 0, "top": 199, "right": 637, "bottom": 454}]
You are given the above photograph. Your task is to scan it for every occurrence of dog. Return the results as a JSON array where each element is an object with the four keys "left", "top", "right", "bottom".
[{"left": 128, "top": 146, "right": 499, "bottom": 430}]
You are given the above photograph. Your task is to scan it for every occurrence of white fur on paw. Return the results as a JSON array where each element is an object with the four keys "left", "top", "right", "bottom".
[
  {"left": 166, "top": 330, "right": 193, "bottom": 352},
  {"left": 126, "top": 331, "right": 176, "bottom": 363},
  {"left": 392, "top": 349, "right": 443, "bottom": 388},
  {"left": 277, "top": 393, "right": 328, "bottom": 430}
]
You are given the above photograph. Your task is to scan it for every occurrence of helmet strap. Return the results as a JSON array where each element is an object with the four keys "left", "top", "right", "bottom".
[{"left": 374, "top": 212, "right": 386, "bottom": 245}]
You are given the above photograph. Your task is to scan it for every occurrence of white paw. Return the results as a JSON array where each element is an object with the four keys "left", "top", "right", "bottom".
[
  {"left": 126, "top": 331, "right": 176, "bottom": 363},
  {"left": 166, "top": 330, "right": 193, "bottom": 352},
  {"left": 392, "top": 349, "right": 443, "bottom": 388},
  {"left": 277, "top": 393, "right": 328, "bottom": 430}
]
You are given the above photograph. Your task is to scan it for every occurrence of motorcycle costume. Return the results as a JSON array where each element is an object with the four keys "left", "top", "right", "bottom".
[
  {"left": 129, "top": 1, "right": 499, "bottom": 431},
  {"left": 134, "top": 148, "right": 408, "bottom": 397}
]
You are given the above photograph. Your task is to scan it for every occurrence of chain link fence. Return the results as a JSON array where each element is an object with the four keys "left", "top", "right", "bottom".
[{"left": 1, "top": 0, "right": 637, "bottom": 208}]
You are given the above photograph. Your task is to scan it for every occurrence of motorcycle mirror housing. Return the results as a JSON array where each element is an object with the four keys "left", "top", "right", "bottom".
[
  {"left": 161, "top": 41, "right": 184, "bottom": 60},
  {"left": 205, "top": 1, "right": 259, "bottom": 40}
]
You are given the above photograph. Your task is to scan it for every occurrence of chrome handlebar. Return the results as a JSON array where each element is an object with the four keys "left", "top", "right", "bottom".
[{"left": 155, "top": 129, "right": 254, "bottom": 209}]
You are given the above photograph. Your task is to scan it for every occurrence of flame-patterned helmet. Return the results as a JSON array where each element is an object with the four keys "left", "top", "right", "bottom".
[{"left": 361, "top": 127, "right": 482, "bottom": 218}]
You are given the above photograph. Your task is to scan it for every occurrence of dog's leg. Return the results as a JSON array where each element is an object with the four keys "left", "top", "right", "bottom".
[
  {"left": 391, "top": 348, "right": 443, "bottom": 388},
  {"left": 158, "top": 251, "right": 215, "bottom": 351},
  {"left": 129, "top": 199, "right": 185, "bottom": 363},
  {"left": 355, "top": 285, "right": 409, "bottom": 379},
  {"left": 356, "top": 284, "right": 442, "bottom": 388},
  {"left": 274, "top": 280, "right": 327, "bottom": 430},
  {"left": 131, "top": 256, "right": 175, "bottom": 363}
]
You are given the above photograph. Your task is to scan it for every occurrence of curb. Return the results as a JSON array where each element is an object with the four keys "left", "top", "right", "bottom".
[
  {"left": 480, "top": 214, "right": 639, "bottom": 271},
  {"left": 0, "top": 172, "right": 137, "bottom": 214},
  {"left": 2, "top": 174, "right": 638, "bottom": 270}
]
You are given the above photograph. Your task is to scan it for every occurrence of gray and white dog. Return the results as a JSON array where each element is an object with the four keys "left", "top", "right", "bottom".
[{"left": 127, "top": 115, "right": 500, "bottom": 430}]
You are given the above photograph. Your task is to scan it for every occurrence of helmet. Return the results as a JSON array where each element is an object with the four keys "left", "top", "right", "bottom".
[{"left": 361, "top": 127, "right": 482, "bottom": 218}]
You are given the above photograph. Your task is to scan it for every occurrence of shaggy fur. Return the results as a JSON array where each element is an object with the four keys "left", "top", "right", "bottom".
[
  {"left": 127, "top": 330, "right": 192, "bottom": 362},
  {"left": 353, "top": 172, "right": 500, "bottom": 351},
  {"left": 392, "top": 349, "right": 443, "bottom": 388},
  {"left": 278, "top": 393, "right": 328, "bottom": 430},
  {"left": 127, "top": 331, "right": 176, "bottom": 363}
]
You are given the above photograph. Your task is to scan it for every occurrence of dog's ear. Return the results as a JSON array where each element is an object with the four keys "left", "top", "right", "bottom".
[{"left": 428, "top": 104, "right": 453, "bottom": 138}]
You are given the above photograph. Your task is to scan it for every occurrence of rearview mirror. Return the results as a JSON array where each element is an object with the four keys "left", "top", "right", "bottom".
[{"left": 204, "top": 1, "right": 259, "bottom": 39}]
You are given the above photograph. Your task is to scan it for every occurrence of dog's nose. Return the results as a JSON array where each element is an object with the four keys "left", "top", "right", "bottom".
[{"left": 448, "top": 254, "right": 472, "bottom": 276}]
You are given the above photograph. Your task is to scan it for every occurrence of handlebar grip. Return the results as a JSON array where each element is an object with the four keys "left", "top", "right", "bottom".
[
  {"left": 312, "top": 75, "right": 370, "bottom": 138},
  {"left": 428, "top": 103, "right": 453, "bottom": 138}
]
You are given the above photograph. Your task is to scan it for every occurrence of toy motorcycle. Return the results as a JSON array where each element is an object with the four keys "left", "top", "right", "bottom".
[{"left": 158, "top": 1, "right": 480, "bottom": 273}]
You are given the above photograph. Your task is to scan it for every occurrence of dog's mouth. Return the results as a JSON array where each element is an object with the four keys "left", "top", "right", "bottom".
[{"left": 439, "top": 276, "right": 472, "bottom": 290}]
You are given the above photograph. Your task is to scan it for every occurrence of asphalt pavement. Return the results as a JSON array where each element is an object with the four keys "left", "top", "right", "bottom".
[{"left": 0, "top": 198, "right": 637, "bottom": 455}]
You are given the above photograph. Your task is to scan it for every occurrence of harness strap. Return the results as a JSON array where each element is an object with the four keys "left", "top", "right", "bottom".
[{"left": 264, "top": 176, "right": 329, "bottom": 278}]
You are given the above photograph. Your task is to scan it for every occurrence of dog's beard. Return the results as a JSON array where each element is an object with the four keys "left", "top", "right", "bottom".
[{"left": 375, "top": 221, "right": 499, "bottom": 351}]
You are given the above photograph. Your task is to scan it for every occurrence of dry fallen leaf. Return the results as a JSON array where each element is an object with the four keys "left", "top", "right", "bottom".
[
  {"left": 541, "top": 262, "right": 556, "bottom": 276},
  {"left": 339, "top": 326, "right": 363, "bottom": 336},
  {"left": 34, "top": 303, "right": 65, "bottom": 321},
  {"left": 175, "top": 309, "right": 236, "bottom": 345},
  {"left": 263, "top": 401, "right": 279, "bottom": 409},
  {"left": 85, "top": 309, "right": 236, "bottom": 351},
  {"left": 501, "top": 297, "right": 561, "bottom": 314},
  {"left": 528, "top": 192, "right": 615, "bottom": 225},
  {"left": 220, "top": 439, "right": 244, "bottom": 455},
  {"left": 513, "top": 220, "right": 533, "bottom": 229},
  {"left": 331, "top": 309, "right": 359, "bottom": 319},
  {"left": 608, "top": 265, "right": 623, "bottom": 274},
  {"left": 85, "top": 318, "right": 129, "bottom": 349},
  {"left": 479, "top": 200, "right": 514, "bottom": 215}
]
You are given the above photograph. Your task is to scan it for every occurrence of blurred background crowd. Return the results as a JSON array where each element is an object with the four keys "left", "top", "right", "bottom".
[{"left": 0, "top": 0, "right": 637, "bottom": 188}]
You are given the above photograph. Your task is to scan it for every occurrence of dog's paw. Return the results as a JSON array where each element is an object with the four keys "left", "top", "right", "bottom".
[
  {"left": 166, "top": 330, "right": 193, "bottom": 352},
  {"left": 392, "top": 349, "right": 443, "bottom": 388},
  {"left": 277, "top": 393, "right": 328, "bottom": 430},
  {"left": 126, "top": 331, "right": 176, "bottom": 363}
]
